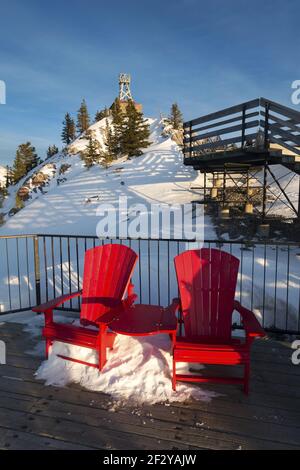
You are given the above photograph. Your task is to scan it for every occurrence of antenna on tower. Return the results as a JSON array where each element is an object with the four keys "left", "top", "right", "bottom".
[{"left": 119, "top": 73, "right": 133, "bottom": 101}]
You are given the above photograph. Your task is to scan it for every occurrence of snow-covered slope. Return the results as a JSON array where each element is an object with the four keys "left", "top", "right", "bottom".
[
  {"left": 0, "top": 165, "right": 7, "bottom": 187},
  {"left": 0, "top": 118, "right": 211, "bottom": 237},
  {"left": 1, "top": 116, "right": 299, "bottom": 238}
]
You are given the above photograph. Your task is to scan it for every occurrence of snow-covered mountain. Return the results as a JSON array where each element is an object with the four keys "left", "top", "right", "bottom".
[
  {"left": 0, "top": 118, "right": 211, "bottom": 237},
  {"left": 0, "top": 116, "right": 299, "bottom": 238}
]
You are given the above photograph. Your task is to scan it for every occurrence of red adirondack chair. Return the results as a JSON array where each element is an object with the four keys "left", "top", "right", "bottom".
[
  {"left": 172, "top": 248, "right": 265, "bottom": 394},
  {"left": 33, "top": 244, "right": 138, "bottom": 369}
]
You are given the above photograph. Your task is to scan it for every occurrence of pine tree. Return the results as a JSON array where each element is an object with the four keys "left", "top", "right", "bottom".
[
  {"left": 101, "top": 119, "right": 115, "bottom": 167},
  {"left": 121, "top": 100, "right": 150, "bottom": 158},
  {"left": 13, "top": 142, "right": 39, "bottom": 183},
  {"left": 111, "top": 98, "right": 126, "bottom": 157},
  {"left": 61, "top": 113, "right": 76, "bottom": 145},
  {"left": 94, "top": 107, "right": 110, "bottom": 122},
  {"left": 5, "top": 165, "right": 12, "bottom": 188},
  {"left": 80, "top": 135, "right": 99, "bottom": 169},
  {"left": 77, "top": 99, "right": 90, "bottom": 134},
  {"left": 46, "top": 144, "right": 59, "bottom": 159},
  {"left": 169, "top": 103, "right": 183, "bottom": 130}
]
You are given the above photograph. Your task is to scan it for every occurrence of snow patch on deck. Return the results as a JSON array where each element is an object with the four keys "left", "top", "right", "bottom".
[{"left": 4, "top": 311, "right": 218, "bottom": 406}]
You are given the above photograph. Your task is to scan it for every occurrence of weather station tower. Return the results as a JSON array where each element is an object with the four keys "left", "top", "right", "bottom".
[
  {"left": 117, "top": 73, "right": 142, "bottom": 112},
  {"left": 119, "top": 73, "right": 133, "bottom": 101}
]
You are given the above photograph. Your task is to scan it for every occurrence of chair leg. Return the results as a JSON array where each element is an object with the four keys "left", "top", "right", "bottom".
[
  {"left": 244, "top": 362, "right": 250, "bottom": 395},
  {"left": 99, "top": 348, "right": 106, "bottom": 370},
  {"left": 45, "top": 339, "right": 52, "bottom": 359},
  {"left": 172, "top": 357, "right": 177, "bottom": 391}
]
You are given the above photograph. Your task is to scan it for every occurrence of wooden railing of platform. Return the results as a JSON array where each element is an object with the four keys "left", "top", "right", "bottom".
[{"left": 183, "top": 97, "right": 300, "bottom": 162}]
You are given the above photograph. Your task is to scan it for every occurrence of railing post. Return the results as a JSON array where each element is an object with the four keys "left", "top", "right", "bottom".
[
  {"left": 183, "top": 126, "right": 186, "bottom": 160},
  {"left": 33, "top": 235, "right": 41, "bottom": 306},
  {"left": 241, "top": 105, "right": 246, "bottom": 148},
  {"left": 189, "top": 121, "right": 192, "bottom": 158},
  {"left": 264, "top": 102, "right": 270, "bottom": 150}
]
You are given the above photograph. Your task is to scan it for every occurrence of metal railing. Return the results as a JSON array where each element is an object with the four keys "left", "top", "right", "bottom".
[{"left": 0, "top": 234, "right": 299, "bottom": 334}]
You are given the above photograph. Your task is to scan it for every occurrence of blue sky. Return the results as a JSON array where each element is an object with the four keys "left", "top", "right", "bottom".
[{"left": 0, "top": 0, "right": 299, "bottom": 165}]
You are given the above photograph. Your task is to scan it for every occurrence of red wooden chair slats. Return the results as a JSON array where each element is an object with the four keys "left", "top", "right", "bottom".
[
  {"left": 33, "top": 244, "right": 138, "bottom": 369},
  {"left": 173, "top": 248, "right": 265, "bottom": 394},
  {"left": 80, "top": 243, "right": 138, "bottom": 325}
]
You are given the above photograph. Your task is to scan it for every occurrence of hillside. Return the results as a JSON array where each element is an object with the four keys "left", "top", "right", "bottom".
[
  {"left": 1, "top": 115, "right": 299, "bottom": 240},
  {"left": 0, "top": 118, "right": 213, "bottom": 237},
  {"left": 0, "top": 164, "right": 7, "bottom": 187}
]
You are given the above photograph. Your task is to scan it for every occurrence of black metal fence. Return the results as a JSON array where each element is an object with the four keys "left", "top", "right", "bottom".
[{"left": 0, "top": 234, "right": 299, "bottom": 334}]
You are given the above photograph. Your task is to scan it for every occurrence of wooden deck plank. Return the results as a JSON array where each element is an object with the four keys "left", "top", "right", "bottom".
[{"left": 0, "top": 322, "right": 299, "bottom": 450}]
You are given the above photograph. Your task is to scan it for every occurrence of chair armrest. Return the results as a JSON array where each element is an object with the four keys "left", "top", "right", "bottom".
[
  {"left": 234, "top": 300, "right": 266, "bottom": 338},
  {"left": 32, "top": 290, "right": 82, "bottom": 313},
  {"left": 166, "top": 297, "right": 181, "bottom": 315},
  {"left": 95, "top": 294, "right": 138, "bottom": 324}
]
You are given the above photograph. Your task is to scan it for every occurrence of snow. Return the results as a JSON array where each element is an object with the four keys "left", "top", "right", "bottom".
[
  {"left": 0, "top": 118, "right": 213, "bottom": 237},
  {"left": 0, "top": 165, "right": 7, "bottom": 188},
  {"left": 3, "top": 311, "right": 218, "bottom": 406}
]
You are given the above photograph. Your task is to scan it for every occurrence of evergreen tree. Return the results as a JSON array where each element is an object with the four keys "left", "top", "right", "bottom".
[
  {"left": 13, "top": 142, "right": 39, "bottom": 183},
  {"left": 5, "top": 165, "right": 12, "bottom": 188},
  {"left": 101, "top": 119, "right": 115, "bottom": 167},
  {"left": 111, "top": 98, "right": 126, "bottom": 156},
  {"left": 61, "top": 113, "right": 76, "bottom": 145},
  {"left": 77, "top": 99, "right": 90, "bottom": 134},
  {"left": 80, "top": 134, "right": 99, "bottom": 169},
  {"left": 94, "top": 107, "right": 110, "bottom": 122},
  {"left": 169, "top": 103, "right": 183, "bottom": 130},
  {"left": 121, "top": 100, "right": 150, "bottom": 158},
  {"left": 46, "top": 144, "right": 59, "bottom": 159}
]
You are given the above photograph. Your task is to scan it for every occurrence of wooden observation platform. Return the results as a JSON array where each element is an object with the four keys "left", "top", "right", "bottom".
[{"left": 183, "top": 98, "right": 300, "bottom": 218}]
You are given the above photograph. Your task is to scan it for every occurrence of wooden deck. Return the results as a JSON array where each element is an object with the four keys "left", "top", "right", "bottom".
[{"left": 0, "top": 321, "right": 300, "bottom": 450}]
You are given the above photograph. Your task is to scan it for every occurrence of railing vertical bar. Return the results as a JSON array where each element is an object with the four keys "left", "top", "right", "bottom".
[
  {"left": 33, "top": 236, "right": 41, "bottom": 306},
  {"left": 167, "top": 240, "right": 170, "bottom": 305},
  {"left": 240, "top": 243, "right": 243, "bottom": 303},
  {"left": 59, "top": 237, "right": 64, "bottom": 296},
  {"left": 25, "top": 236, "right": 32, "bottom": 306},
  {"left": 43, "top": 236, "right": 49, "bottom": 302},
  {"left": 286, "top": 245, "right": 290, "bottom": 331},
  {"left": 16, "top": 238, "right": 22, "bottom": 309},
  {"left": 5, "top": 238, "right": 12, "bottom": 310},
  {"left": 158, "top": 240, "right": 160, "bottom": 306},
  {"left": 138, "top": 239, "right": 142, "bottom": 302},
  {"left": 148, "top": 239, "right": 151, "bottom": 304},
  {"left": 262, "top": 242, "right": 267, "bottom": 327},
  {"left": 250, "top": 245, "right": 255, "bottom": 311},
  {"left": 274, "top": 245, "right": 279, "bottom": 328},
  {"left": 51, "top": 236, "right": 56, "bottom": 298},
  {"left": 67, "top": 237, "right": 72, "bottom": 309},
  {"left": 76, "top": 237, "right": 80, "bottom": 310}
]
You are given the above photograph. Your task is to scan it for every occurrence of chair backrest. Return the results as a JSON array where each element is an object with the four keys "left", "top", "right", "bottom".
[
  {"left": 80, "top": 244, "right": 138, "bottom": 325},
  {"left": 174, "top": 248, "right": 239, "bottom": 340}
]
